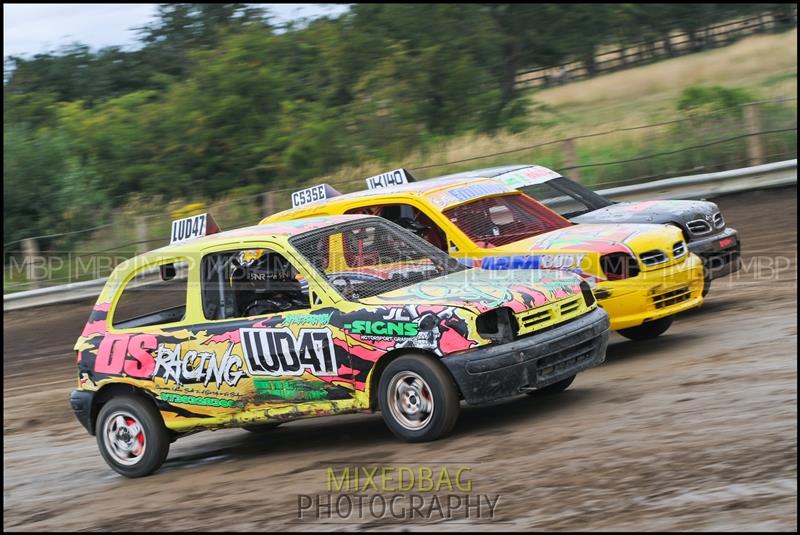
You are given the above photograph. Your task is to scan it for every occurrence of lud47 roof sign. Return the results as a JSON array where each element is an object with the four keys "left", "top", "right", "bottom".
[{"left": 170, "top": 213, "right": 220, "bottom": 245}]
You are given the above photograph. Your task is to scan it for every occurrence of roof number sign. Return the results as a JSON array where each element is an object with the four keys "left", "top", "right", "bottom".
[
  {"left": 292, "top": 184, "right": 327, "bottom": 208},
  {"left": 170, "top": 213, "right": 219, "bottom": 245},
  {"left": 365, "top": 168, "right": 411, "bottom": 190}
]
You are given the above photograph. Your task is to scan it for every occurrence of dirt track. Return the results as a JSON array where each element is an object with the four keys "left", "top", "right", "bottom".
[{"left": 3, "top": 186, "right": 797, "bottom": 531}]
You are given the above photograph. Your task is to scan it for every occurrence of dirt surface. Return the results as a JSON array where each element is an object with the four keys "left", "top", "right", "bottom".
[{"left": 3, "top": 186, "right": 797, "bottom": 531}]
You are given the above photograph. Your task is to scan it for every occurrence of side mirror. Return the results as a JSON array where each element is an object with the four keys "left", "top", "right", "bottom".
[{"left": 160, "top": 263, "right": 177, "bottom": 281}]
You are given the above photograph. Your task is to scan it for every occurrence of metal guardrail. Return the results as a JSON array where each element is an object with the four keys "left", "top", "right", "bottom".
[
  {"left": 3, "top": 276, "right": 112, "bottom": 311},
  {"left": 3, "top": 159, "right": 797, "bottom": 312},
  {"left": 596, "top": 159, "right": 797, "bottom": 202}
]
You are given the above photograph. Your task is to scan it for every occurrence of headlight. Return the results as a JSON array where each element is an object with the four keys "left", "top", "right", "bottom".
[
  {"left": 476, "top": 307, "right": 516, "bottom": 344},
  {"left": 600, "top": 253, "right": 640, "bottom": 280}
]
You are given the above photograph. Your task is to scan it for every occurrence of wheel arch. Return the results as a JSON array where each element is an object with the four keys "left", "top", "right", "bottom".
[
  {"left": 90, "top": 383, "right": 161, "bottom": 435},
  {"left": 665, "top": 220, "right": 690, "bottom": 241},
  {"left": 366, "top": 348, "right": 460, "bottom": 411}
]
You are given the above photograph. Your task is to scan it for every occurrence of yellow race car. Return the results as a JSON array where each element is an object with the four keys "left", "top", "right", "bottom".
[
  {"left": 71, "top": 212, "right": 609, "bottom": 477},
  {"left": 261, "top": 169, "right": 705, "bottom": 339}
]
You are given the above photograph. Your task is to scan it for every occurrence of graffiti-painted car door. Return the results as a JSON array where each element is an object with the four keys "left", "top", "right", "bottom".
[
  {"left": 149, "top": 320, "right": 251, "bottom": 426},
  {"left": 235, "top": 307, "right": 358, "bottom": 421},
  {"left": 177, "top": 246, "right": 357, "bottom": 427}
]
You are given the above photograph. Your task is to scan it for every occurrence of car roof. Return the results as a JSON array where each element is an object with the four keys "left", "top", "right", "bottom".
[
  {"left": 148, "top": 213, "right": 374, "bottom": 256},
  {"left": 429, "top": 164, "right": 536, "bottom": 180},
  {"left": 334, "top": 175, "right": 504, "bottom": 199},
  {"left": 266, "top": 176, "right": 517, "bottom": 222}
]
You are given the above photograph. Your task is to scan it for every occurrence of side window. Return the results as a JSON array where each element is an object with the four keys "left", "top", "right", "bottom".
[
  {"left": 520, "top": 183, "right": 590, "bottom": 217},
  {"left": 345, "top": 203, "right": 448, "bottom": 252},
  {"left": 202, "top": 249, "right": 311, "bottom": 320},
  {"left": 112, "top": 261, "right": 188, "bottom": 329}
]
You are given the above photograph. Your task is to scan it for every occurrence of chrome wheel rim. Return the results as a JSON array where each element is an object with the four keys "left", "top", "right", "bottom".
[
  {"left": 104, "top": 411, "right": 146, "bottom": 466},
  {"left": 387, "top": 371, "right": 434, "bottom": 431}
]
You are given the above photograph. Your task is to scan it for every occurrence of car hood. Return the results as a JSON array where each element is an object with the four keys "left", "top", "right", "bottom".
[
  {"left": 572, "top": 200, "right": 722, "bottom": 230},
  {"left": 359, "top": 268, "right": 583, "bottom": 314},
  {"left": 492, "top": 223, "right": 684, "bottom": 256}
]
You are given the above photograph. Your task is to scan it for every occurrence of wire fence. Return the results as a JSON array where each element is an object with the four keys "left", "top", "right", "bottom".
[{"left": 3, "top": 97, "right": 797, "bottom": 293}]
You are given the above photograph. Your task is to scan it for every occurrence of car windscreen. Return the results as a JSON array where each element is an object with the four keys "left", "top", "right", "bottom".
[
  {"left": 443, "top": 193, "right": 572, "bottom": 248},
  {"left": 289, "top": 218, "right": 467, "bottom": 301},
  {"left": 520, "top": 177, "right": 613, "bottom": 217}
]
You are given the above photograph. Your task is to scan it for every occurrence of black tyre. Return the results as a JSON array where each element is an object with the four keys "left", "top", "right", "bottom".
[
  {"left": 378, "top": 354, "right": 460, "bottom": 442},
  {"left": 96, "top": 395, "right": 170, "bottom": 478},
  {"left": 617, "top": 316, "right": 673, "bottom": 341},
  {"left": 702, "top": 270, "right": 712, "bottom": 297},
  {"left": 242, "top": 422, "right": 281, "bottom": 433},
  {"left": 526, "top": 374, "right": 576, "bottom": 397}
]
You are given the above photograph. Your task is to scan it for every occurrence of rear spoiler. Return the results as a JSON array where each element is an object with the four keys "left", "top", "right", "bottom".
[
  {"left": 170, "top": 212, "right": 220, "bottom": 245},
  {"left": 365, "top": 168, "right": 417, "bottom": 190},
  {"left": 291, "top": 184, "right": 342, "bottom": 208}
]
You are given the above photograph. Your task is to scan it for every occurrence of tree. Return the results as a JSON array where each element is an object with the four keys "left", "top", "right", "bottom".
[{"left": 136, "top": 3, "right": 272, "bottom": 80}]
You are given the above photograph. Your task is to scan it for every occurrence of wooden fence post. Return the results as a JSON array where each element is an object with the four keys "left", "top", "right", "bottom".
[
  {"left": 743, "top": 103, "right": 766, "bottom": 166},
  {"left": 22, "top": 238, "right": 43, "bottom": 289},
  {"left": 563, "top": 138, "right": 581, "bottom": 182},
  {"left": 663, "top": 34, "right": 675, "bottom": 57},
  {"left": 262, "top": 191, "right": 276, "bottom": 218},
  {"left": 136, "top": 217, "right": 148, "bottom": 255}
]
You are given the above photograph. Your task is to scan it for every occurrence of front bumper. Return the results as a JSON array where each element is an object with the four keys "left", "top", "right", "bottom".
[
  {"left": 442, "top": 307, "right": 609, "bottom": 405},
  {"left": 596, "top": 253, "right": 705, "bottom": 331},
  {"left": 69, "top": 390, "right": 95, "bottom": 435},
  {"left": 687, "top": 227, "right": 742, "bottom": 279}
]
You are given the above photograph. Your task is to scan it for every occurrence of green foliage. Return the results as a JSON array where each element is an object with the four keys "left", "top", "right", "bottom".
[
  {"left": 677, "top": 85, "right": 759, "bottom": 114},
  {"left": 762, "top": 71, "right": 797, "bottom": 87},
  {"left": 3, "top": 125, "right": 65, "bottom": 246},
  {"left": 2, "top": 125, "right": 109, "bottom": 249}
]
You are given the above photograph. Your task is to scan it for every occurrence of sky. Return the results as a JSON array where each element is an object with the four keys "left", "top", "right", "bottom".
[{"left": 3, "top": 3, "right": 351, "bottom": 58}]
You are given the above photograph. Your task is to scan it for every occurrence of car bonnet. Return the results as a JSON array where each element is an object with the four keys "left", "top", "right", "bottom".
[{"left": 358, "top": 268, "right": 584, "bottom": 314}]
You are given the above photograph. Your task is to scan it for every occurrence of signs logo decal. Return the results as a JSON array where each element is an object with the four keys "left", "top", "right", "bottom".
[{"left": 344, "top": 320, "right": 419, "bottom": 337}]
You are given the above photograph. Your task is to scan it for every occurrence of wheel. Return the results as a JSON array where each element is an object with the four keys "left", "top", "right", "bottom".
[
  {"left": 96, "top": 395, "right": 170, "bottom": 478},
  {"left": 617, "top": 316, "right": 673, "bottom": 341},
  {"left": 526, "top": 374, "right": 576, "bottom": 397},
  {"left": 242, "top": 422, "right": 281, "bottom": 433},
  {"left": 378, "top": 354, "right": 460, "bottom": 442}
]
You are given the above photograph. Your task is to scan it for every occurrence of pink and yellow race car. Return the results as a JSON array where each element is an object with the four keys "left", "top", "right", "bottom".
[{"left": 71, "top": 213, "right": 608, "bottom": 477}]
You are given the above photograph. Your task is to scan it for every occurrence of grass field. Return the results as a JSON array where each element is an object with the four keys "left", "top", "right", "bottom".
[
  {"left": 535, "top": 29, "right": 797, "bottom": 121},
  {"left": 4, "top": 28, "right": 797, "bottom": 291},
  {"left": 384, "top": 28, "right": 798, "bottom": 181}
]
